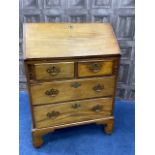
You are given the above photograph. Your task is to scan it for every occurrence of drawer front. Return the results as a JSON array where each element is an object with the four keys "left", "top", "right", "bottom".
[
  {"left": 33, "top": 98, "right": 113, "bottom": 128},
  {"left": 34, "top": 62, "right": 74, "bottom": 80},
  {"left": 78, "top": 60, "right": 113, "bottom": 77},
  {"left": 30, "top": 76, "right": 115, "bottom": 105}
]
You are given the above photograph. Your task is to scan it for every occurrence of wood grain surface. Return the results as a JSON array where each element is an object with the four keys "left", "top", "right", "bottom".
[
  {"left": 30, "top": 76, "right": 115, "bottom": 105},
  {"left": 24, "top": 23, "right": 120, "bottom": 59},
  {"left": 33, "top": 97, "right": 113, "bottom": 128}
]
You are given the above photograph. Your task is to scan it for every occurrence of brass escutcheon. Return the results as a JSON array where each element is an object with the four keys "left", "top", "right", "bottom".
[
  {"left": 71, "top": 82, "right": 81, "bottom": 88},
  {"left": 72, "top": 103, "right": 81, "bottom": 109}
]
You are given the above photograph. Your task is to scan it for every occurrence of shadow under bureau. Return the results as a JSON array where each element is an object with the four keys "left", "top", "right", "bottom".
[{"left": 23, "top": 23, "right": 121, "bottom": 147}]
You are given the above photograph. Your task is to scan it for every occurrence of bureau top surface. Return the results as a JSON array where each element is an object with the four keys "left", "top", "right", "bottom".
[{"left": 24, "top": 23, "right": 120, "bottom": 59}]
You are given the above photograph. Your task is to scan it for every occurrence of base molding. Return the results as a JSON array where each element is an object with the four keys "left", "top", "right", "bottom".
[{"left": 32, "top": 116, "right": 114, "bottom": 148}]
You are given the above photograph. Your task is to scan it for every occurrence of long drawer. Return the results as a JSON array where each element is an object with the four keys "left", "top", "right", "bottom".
[
  {"left": 30, "top": 76, "right": 115, "bottom": 105},
  {"left": 33, "top": 97, "right": 113, "bottom": 128}
]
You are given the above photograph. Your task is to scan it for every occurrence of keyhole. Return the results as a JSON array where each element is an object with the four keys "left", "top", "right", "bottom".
[{"left": 69, "top": 25, "right": 73, "bottom": 29}]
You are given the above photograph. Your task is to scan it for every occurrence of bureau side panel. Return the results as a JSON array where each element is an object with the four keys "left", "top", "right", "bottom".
[
  {"left": 111, "top": 57, "right": 121, "bottom": 114},
  {"left": 24, "top": 60, "right": 36, "bottom": 128}
]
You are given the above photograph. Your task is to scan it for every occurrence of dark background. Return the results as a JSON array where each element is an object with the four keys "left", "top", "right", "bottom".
[{"left": 19, "top": 0, "right": 135, "bottom": 100}]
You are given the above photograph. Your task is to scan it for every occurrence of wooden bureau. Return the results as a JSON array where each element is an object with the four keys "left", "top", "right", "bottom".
[{"left": 24, "top": 23, "right": 121, "bottom": 147}]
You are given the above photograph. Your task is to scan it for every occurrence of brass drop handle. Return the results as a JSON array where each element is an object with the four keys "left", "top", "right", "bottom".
[
  {"left": 45, "top": 89, "right": 59, "bottom": 97},
  {"left": 92, "top": 105, "right": 103, "bottom": 112},
  {"left": 89, "top": 63, "right": 102, "bottom": 73},
  {"left": 46, "top": 66, "right": 60, "bottom": 76},
  {"left": 47, "top": 111, "right": 60, "bottom": 119},
  {"left": 93, "top": 84, "right": 104, "bottom": 92},
  {"left": 72, "top": 103, "right": 81, "bottom": 109}
]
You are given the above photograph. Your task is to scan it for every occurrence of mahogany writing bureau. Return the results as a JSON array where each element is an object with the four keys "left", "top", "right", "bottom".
[{"left": 24, "top": 23, "right": 121, "bottom": 147}]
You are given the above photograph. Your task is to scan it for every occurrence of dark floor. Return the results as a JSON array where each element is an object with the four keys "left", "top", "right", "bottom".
[{"left": 19, "top": 91, "right": 135, "bottom": 155}]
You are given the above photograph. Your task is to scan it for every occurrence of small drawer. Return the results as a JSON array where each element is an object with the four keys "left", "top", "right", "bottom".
[
  {"left": 78, "top": 60, "right": 113, "bottom": 77},
  {"left": 33, "top": 98, "right": 113, "bottom": 128},
  {"left": 30, "top": 76, "right": 115, "bottom": 105},
  {"left": 34, "top": 62, "right": 74, "bottom": 80}
]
